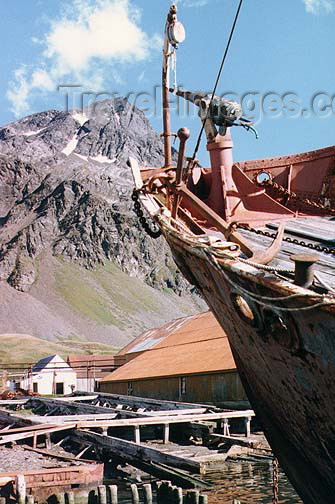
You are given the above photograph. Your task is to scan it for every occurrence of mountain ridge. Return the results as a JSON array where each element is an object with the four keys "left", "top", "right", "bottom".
[{"left": 0, "top": 99, "right": 205, "bottom": 347}]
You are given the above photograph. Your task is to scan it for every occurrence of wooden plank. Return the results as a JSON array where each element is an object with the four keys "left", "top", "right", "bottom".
[
  {"left": 30, "top": 413, "right": 118, "bottom": 424},
  {"left": 209, "top": 433, "right": 260, "bottom": 448},
  {"left": 142, "top": 408, "right": 207, "bottom": 417},
  {"left": 134, "top": 425, "right": 140, "bottom": 444},
  {"left": 54, "top": 396, "right": 98, "bottom": 402},
  {"left": 0, "top": 409, "right": 34, "bottom": 428},
  {"left": 21, "top": 445, "right": 95, "bottom": 464},
  {"left": 0, "top": 400, "right": 29, "bottom": 406},
  {"left": 76, "top": 410, "right": 255, "bottom": 429},
  {"left": 75, "top": 445, "right": 93, "bottom": 459},
  {"left": 0, "top": 424, "right": 15, "bottom": 432},
  {"left": 0, "top": 424, "right": 76, "bottom": 445},
  {"left": 163, "top": 424, "right": 170, "bottom": 444},
  {"left": 30, "top": 398, "right": 147, "bottom": 418},
  {"left": 75, "top": 392, "right": 215, "bottom": 412},
  {"left": 73, "top": 430, "right": 204, "bottom": 474},
  {"left": 0, "top": 423, "right": 61, "bottom": 435}
]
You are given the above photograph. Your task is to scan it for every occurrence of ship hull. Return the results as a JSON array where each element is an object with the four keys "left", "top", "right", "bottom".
[{"left": 166, "top": 232, "right": 335, "bottom": 504}]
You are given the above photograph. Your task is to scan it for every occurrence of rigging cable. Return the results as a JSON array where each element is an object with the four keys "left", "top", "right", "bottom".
[{"left": 191, "top": 0, "right": 244, "bottom": 161}]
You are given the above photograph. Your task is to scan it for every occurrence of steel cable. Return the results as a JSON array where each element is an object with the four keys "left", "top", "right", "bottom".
[{"left": 191, "top": 0, "right": 244, "bottom": 161}]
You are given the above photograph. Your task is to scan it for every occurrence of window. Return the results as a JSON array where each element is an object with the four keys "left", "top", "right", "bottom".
[
  {"left": 127, "top": 381, "right": 133, "bottom": 396},
  {"left": 55, "top": 382, "right": 64, "bottom": 395},
  {"left": 33, "top": 383, "right": 38, "bottom": 393},
  {"left": 180, "top": 377, "right": 186, "bottom": 396}
]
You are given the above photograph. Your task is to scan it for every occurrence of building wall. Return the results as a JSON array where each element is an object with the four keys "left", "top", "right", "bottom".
[
  {"left": 100, "top": 372, "right": 247, "bottom": 404},
  {"left": 21, "top": 369, "right": 77, "bottom": 395},
  {"left": 76, "top": 378, "right": 96, "bottom": 393}
]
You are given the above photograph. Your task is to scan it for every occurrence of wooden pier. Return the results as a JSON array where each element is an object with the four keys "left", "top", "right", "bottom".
[{"left": 0, "top": 393, "right": 265, "bottom": 500}]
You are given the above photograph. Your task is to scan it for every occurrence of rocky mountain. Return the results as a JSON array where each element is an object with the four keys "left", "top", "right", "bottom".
[{"left": 0, "top": 99, "right": 204, "bottom": 348}]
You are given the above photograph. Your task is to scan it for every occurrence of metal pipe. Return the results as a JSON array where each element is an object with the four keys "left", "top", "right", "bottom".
[
  {"left": 175, "top": 128, "right": 190, "bottom": 185},
  {"left": 172, "top": 128, "right": 190, "bottom": 219}
]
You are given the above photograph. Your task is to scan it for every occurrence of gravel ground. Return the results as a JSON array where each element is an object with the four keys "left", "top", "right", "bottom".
[{"left": 0, "top": 445, "right": 84, "bottom": 473}]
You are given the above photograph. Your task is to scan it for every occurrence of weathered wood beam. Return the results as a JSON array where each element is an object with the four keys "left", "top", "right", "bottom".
[
  {"left": 54, "top": 396, "right": 98, "bottom": 402},
  {"left": 73, "top": 430, "right": 205, "bottom": 474},
  {"left": 30, "top": 413, "right": 118, "bottom": 424},
  {"left": 0, "top": 423, "right": 61, "bottom": 435},
  {"left": 142, "top": 408, "right": 207, "bottom": 417},
  {"left": 75, "top": 444, "right": 93, "bottom": 459},
  {"left": 0, "top": 409, "right": 34, "bottom": 427},
  {"left": 29, "top": 398, "right": 147, "bottom": 418},
  {"left": 0, "top": 424, "right": 76, "bottom": 445},
  {"left": 21, "top": 444, "right": 95, "bottom": 464},
  {"left": 209, "top": 433, "right": 259, "bottom": 448},
  {"left": 0, "top": 400, "right": 28, "bottom": 406},
  {"left": 76, "top": 410, "right": 255, "bottom": 429},
  {"left": 74, "top": 392, "right": 215, "bottom": 412}
]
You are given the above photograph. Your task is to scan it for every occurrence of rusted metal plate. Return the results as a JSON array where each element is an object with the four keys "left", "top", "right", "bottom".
[{"left": 0, "top": 463, "right": 103, "bottom": 489}]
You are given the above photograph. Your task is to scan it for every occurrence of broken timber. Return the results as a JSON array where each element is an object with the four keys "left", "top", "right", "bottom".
[
  {"left": 0, "top": 424, "right": 76, "bottom": 445},
  {"left": 76, "top": 410, "right": 255, "bottom": 443},
  {"left": 73, "top": 430, "right": 205, "bottom": 474},
  {"left": 72, "top": 430, "right": 211, "bottom": 488},
  {"left": 75, "top": 391, "right": 219, "bottom": 412}
]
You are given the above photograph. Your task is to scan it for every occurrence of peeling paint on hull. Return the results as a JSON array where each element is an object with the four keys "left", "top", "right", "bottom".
[{"left": 167, "top": 233, "right": 335, "bottom": 504}]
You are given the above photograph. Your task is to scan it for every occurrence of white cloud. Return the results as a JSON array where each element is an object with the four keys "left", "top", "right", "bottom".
[
  {"left": 303, "top": 0, "right": 335, "bottom": 13},
  {"left": 6, "top": 67, "right": 32, "bottom": 118},
  {"left": 178, "top": 0, "right": 209, "bottom": 7},
  {"left": 6, "top": 0, "right": 160, "bottom": 117}
]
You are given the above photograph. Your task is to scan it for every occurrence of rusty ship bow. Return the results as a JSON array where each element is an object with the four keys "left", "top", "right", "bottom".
[{"left": 130, "top": 5, "right": 335, "bottom": 504}]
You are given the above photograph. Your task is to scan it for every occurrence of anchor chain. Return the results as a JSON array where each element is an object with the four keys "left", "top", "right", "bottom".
[
  {"left": 273, "top": 457, "right": 279, "bottom": 504},
  {"left": 256, "top": 176, "right": 335, "bottom": 215},
  {"left": 131, "top": 190, "right": 162, "bottom": 239},
  {"left": 236, "top": 223, "right": 335, "bottom": 256}
]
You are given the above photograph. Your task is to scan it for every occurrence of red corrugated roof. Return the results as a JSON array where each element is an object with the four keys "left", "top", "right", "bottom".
[
  {"left": 101, "top": 312, "right": 236, "bottom": 382},
  {"left": 67, "top": 355, "right": 119, "bottom": 379},
  {"left": 116, "top": 315, "right": 195, "bottom": 355},
  {"left": 67, "top": 355, "right": 117, "bottom": 364}
]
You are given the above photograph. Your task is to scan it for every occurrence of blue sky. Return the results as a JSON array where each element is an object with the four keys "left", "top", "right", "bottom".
[{"left": 1, "top": 0, "right": 335, "bottom": 163}]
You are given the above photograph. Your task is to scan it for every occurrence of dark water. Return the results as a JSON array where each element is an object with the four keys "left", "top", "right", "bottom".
[
  {"left": 100, "top": 459, "right": 302, "bottom": 504},
  {"left": 201, "top": 459, "right": 303, "bottom": 504},
  {"left": 102, "top": 459, "right": 303, "bottom": 503}
]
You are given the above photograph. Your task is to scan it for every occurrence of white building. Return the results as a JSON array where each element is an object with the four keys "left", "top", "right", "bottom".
[{"left": 21, "top": 355, "right": 77, "bottom": 395}]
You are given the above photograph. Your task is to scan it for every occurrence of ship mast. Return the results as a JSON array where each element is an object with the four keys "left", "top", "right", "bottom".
[{"left": 162, "top": 5, "right": 185, "bottom": 168}]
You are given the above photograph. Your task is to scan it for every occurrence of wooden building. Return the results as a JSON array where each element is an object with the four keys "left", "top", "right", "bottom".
[
  {"left": 100, "top": 312, "right": 247, "bottom": 407},
  {"left": 21, "top": 355, "right": 77, "bottom": 395},
  {"left": 67, "top": 355, "right": 126, "bottom": 392}
]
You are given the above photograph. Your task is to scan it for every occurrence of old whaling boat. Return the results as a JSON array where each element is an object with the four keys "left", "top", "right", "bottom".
[{"left": 130, "top": 4, "right": 335, "bottom": 504}]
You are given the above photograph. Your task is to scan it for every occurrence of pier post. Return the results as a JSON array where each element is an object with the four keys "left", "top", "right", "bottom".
[
  {"left": 108, "top": 485, "right": 118, "bottom": 503},
  {"left": 55, "top": 493, "right": 65, "bottom": 504},
  {"left": 199, "top": 495, "right": 208, "bottom": 504},
  {"left": 131, "top": 484, "right": 139, "bottom": 504},
  {"left": 157, "top": 481, "right": 171, "bottom": 503},
  {"left": 186, "top": 490, "right": 199, "bottom": 504},
  {"left": 27, "top": 496, "right": 35, "bottom": 504},
  {"left": 16, "top": 474, "right": 26, "bottom": 504},
  {"left": 75, "top": 490, "right": 89, "bottom": 504},
  {"left": 223, "top": 418, "right": 230, "bottom": 436},
  {"left": 245, "top": 416, "right": 251, "bottom": 437},
  {"left": 163, "top": 424, "right": 170, "bottom": 444},
  {"left": 66, "top": 491, "right": 75, "bottom": 504},
  {"left": 143, "top": 483, "right": 153, "bottom": 504},
  {"left": 172, "top": 486, "right": 183, "bottom": 504},
  {"left": 134, "top": 425, "right": 141, "bottom": 444},
  {"left": 98, "top": 485, "right": 107, "bottom": 504}
]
